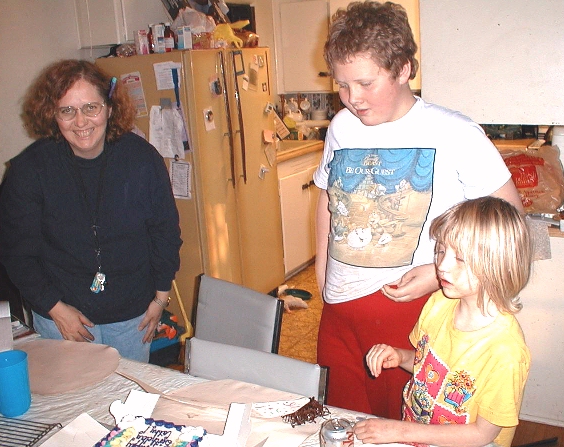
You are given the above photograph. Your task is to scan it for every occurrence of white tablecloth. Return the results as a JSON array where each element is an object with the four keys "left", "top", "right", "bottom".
[
  {"left": 21, "top": 356, "right": 207, "bottom": 427},
  {"left": 10, "top": 337, "right": 404, "bottom": 447}
]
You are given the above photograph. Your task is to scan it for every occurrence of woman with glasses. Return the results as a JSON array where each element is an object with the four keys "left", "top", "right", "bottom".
[{"left": 0, "top": 59, "right": 182, "bottom": 362}]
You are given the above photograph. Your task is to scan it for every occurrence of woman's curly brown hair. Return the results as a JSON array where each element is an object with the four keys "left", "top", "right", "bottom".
[
  {"left": 324, "top": 1, "right": 418, "bottom": 80},
  {"left": 21, "top": 59, "right": 136, "bottom": 143}
]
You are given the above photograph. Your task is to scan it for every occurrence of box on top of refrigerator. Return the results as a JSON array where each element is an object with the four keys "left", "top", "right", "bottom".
[
  {"left": 177, "top": 26, "right": 192, "bottom": 50},
  {"left": 134, "top": 30, "right": 150, "bottom": 55}
]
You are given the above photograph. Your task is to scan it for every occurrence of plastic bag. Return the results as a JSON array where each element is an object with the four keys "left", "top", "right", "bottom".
[
  {"left": 171, "top": 7, "right": 216, "bottom": 34},
  {"left": 501, "top": 145, "right": 564, "bottom": 214}
]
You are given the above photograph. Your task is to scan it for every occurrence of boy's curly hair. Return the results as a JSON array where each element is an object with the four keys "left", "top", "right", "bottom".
[{"left": 324, "top": 1, "right": 418, "bottom": 80}]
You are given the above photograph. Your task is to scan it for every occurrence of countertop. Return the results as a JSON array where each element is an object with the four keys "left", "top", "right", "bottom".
[
  {"left": 276, "top": 140, "right": 324, "bottom": 163},
  {"left": 273, "top": 139, "right": 564, "bottom": 240}
]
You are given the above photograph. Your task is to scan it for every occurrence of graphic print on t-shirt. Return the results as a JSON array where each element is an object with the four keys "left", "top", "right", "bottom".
[
  {"left": 327, "top": 148, "right": 435, "bottom": 267},
  {"left": 402, "top": 333, "right": 475, "bottom": 426}
]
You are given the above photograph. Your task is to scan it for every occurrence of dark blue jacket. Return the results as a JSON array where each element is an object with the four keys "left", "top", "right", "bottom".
[{"left": 0, "top": 133, "right": 182, "bottom": 324}]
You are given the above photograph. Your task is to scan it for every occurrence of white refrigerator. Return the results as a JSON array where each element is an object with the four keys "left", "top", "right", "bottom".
[{"left": 97, "top": 48, "right": 285, "bottom": 318}]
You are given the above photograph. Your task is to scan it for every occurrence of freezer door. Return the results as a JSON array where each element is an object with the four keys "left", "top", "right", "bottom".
[{"left": 225, "top": 48, "right": 285, "bottom": 294}]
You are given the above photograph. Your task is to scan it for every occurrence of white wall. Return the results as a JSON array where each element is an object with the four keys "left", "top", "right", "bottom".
[
  {"left": 0, "top": 0, "right": 108, "bottom": 179},
  {"left": 0, "top": 0, "right": 274, "bottom": 179},
  {"left": 419, "top": 0, "right": 564, "bottom": 126}
]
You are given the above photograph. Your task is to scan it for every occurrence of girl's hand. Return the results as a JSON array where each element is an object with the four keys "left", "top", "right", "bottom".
[
  {"left": 354, "top": 417, "right": 401, "bottom": 444},
  {"left": 365, "top": 344, "right": 400, "bottom": 377}
]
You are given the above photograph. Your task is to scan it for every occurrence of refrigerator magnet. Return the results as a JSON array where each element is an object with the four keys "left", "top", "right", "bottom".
[
  {"left": 242, "top": 74, "right": 250, "bottom": 91},
  {"left": 203, "top": 108, "right": 215, "bottom": 131},
  {"left": 264, "top": 144, "right": 276, "bottom": 167},
  {"left": 263, "top": 129, "right": 275, "bottom": 144}
]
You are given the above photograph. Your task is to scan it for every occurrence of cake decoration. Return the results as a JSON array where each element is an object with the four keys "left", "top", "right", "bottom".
[{"left": 94, "top": 416, "right": 206, "bottom": 447}]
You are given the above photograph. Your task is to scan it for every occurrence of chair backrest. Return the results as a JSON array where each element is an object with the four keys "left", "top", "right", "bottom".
[
  {"left": 194, "top": 275, "right": 284, "bottom": 353},
  {"left": 185, "top": 337, "right": 328, "bottom": 404}
]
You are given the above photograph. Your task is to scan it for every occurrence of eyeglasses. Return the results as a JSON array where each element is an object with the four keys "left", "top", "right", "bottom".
[{"left": 55, "top": 102, "right": 106, "bottom": 121}]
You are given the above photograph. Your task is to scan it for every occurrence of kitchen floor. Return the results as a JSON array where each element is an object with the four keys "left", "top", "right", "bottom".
[
  {"left": 278, "top": 262, "right": 322, "bottom": 364},
  {"left": 278, "top": 263, "right": 564, "bottom": 447}
]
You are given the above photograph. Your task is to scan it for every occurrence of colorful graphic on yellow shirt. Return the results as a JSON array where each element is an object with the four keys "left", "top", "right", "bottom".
[
  {"left": 403, "top": 334, "right": 476, "bottom": 426},
  {"left": 327, "top": 148, "right": 434, "bottom": 267}
]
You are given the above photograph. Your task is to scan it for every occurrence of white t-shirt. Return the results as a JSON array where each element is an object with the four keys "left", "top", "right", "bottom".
[{"left": 313, "top": 97, "right": 511, "bottom": 303}]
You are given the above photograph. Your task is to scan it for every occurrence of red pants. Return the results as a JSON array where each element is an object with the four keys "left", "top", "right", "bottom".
[{"left": 317, "top": 290, "right": 430, "bottom": 419}]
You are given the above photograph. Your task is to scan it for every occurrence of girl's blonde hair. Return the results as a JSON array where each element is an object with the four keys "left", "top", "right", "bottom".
[{"left": 430, "top": 197, "right": 533, "bottom": 314}]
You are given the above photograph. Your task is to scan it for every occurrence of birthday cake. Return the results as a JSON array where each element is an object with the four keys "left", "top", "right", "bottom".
[{"left": 94, "top": 416, "right": 207, "bottom": 447}]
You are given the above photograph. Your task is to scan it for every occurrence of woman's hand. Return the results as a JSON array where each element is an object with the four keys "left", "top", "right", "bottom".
[
  {"left": 381, "top": 263, "right": 439, "bottom": 302},
  {"left": 138, "top": 291, "right": 169, "bottom": 344},
  {"left": 48, "top": 301, "right": 95, "bottom": 342}
]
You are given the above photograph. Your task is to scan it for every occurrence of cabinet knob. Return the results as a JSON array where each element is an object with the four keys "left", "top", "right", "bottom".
[
  {"left": 318, "top": 71, "right": 331, "bottom": 78},
  {"left": 302, "top": 180, "right": 315, "bottom": 190}
]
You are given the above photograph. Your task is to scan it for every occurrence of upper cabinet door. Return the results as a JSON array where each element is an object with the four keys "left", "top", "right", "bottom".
[
  {"left": 75, "top": 0, "right": 168, "bottom": 48},
  {"left": 278, "top": 1, "right": 332, "bottom": 93},
  {"left": 75, "top": 0, "right": 126, "bottom": 47},
  {"left": 329, "top": 0, "right": 421, "bottom": 92}
]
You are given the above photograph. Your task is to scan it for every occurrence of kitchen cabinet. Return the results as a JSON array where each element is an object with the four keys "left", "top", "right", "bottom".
[
  {"left": 278, "top": 149, "right": 323, "bottom": 277},
  {"left": 275, "top": 0, "right": 332, "bottom": 93},
  {"left": 74, "top": 0, "right": 168, "bottom": 48}
]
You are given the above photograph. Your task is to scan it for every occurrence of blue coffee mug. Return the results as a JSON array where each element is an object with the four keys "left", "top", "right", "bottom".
[{"left": 0, "top": 350, "right": 31, "bottom": 417}]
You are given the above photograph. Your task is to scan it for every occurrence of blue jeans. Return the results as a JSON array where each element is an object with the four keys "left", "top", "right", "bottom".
[{"left": 32, "top": 311, "right": 151, "bottom": 362}]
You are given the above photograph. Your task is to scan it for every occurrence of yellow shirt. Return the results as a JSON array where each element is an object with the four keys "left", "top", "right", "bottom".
[{"left": 404, "top": 290, "right": 530, "bottom": 447}]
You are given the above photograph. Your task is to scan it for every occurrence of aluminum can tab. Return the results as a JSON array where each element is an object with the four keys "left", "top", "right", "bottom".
[{"left": 320, "top": 418, "right": 354, "bottom": 447}]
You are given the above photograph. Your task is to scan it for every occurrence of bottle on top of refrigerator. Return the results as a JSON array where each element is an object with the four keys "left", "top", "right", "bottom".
[
  {"left": 152, "top": 23, "right": 166, "bottom": 54},
  {"left": 147, "top": 24, "right": 154, "bottom": 53},
  {"left": 164, "top": 22, "right": 175, "bottom": 52}
]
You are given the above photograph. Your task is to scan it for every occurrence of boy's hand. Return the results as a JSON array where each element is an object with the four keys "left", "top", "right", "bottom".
[{"left": 381, "top": 263, "right": 439, "bottom": 302}]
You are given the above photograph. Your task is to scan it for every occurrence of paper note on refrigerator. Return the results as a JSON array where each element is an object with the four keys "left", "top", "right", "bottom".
[
  {"left": 120, "top": 72, "right": 148, "bottom": 117},
  {"left": 170, "top": 160, "right": 192, "bottom": 200},
  {"left": 149, "top": 106, "right": 185, "bottom": 159},
  {"left": 153, "top": 62, "right": 182, "bottom": 90}
]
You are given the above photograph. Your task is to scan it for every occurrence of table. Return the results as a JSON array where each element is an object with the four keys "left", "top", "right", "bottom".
[
  {"left": 11, "top": 337, "right": 396, "bottom": 447},
  {"left": 20, "top": 356, "right": 207, "bottom": 428}
]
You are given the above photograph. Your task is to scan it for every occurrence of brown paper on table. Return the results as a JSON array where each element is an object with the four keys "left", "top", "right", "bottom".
[
  {"left": 151, "top": 379, "right": 323, "bottom": 447},
  {"left": 19, "top": 339, "right": 120, "bottom": 395}
]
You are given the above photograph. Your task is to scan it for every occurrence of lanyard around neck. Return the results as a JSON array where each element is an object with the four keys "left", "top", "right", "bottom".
[{"left": 70, "top": 148, "right": 109, "bottom": 275}]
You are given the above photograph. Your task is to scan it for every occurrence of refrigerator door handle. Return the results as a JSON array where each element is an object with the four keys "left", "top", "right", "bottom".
[
  {"left": 219, "top": 51, "right": 236, "bottom": 188},
  {"left": 231, "top": 50, "right": 247, "bottom": 184}
]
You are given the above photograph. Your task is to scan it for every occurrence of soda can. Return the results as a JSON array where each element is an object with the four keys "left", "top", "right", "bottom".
[{"left": 320, "top": 418, "right": 354, "bottom": 447}]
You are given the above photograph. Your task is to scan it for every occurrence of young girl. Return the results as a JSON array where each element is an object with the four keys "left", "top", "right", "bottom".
[{"left": 355, "top": 196, "right": 533, "bottom": 447}]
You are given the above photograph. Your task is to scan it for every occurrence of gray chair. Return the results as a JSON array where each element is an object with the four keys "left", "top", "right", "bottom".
[
  {"left": 185, "top": 337, "right": 328, "bottom": 404},
  {"left": 194, "top": 274, "right": 284, "bottom": 353}
]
